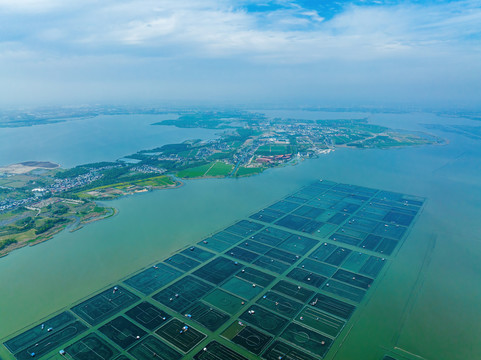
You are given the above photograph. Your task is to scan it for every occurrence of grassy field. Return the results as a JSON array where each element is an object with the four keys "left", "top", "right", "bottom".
[
  {"left": 0, "top": 175, "right": 35, "bottom": 188},
  {"left": 177, "top": 162, "right": 233, "bottom": 178},
  {"left": 176, "top": 163, "right": 213, "bottom": 178},
  {"left": 177, "top": 149, "right": 199, "bottom": 158},
  {"left": 133, "top": 176, "right": 175, "bottom": 187},
  {"left": 205, "top": 162, "right": 234, "bottom": 177},
  {"left": 256, "top": 144, "right": 293, "bottom": 155},
  {"left": 235, "top": 166, "right": 265, "bottom": 177},
  {"left": 78, "top": 175, "right": 174, "bottom": 194},
  {"left": 208, "top": 152, "right": 232, "bottom": 161},
  {"left": 350, "top": 134, "right": 428, "bottom": 148}
]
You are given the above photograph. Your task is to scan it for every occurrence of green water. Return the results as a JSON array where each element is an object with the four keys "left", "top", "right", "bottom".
[{"left": 1, "top": 111, "right": 481, "bottom": 359}]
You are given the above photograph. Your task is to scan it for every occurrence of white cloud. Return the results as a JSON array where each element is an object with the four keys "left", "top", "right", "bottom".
[
  {"left": 2, "top": 0, "right": 480, "bottom": 62},
  {"left": 84, "top": 2, "right": 481, "bottom": 62},
  {"left": 0, "top": 0, "right": 480, "bottom": 107}
]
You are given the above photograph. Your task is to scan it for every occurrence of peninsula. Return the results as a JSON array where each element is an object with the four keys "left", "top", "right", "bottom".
[{"left": 0, "top": 110, "right": 441, "bottom": 256}]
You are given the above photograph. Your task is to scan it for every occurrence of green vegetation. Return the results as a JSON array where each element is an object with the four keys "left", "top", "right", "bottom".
[
  {"left": 93, "top": 206, "right": 104, "bottom": 213},
  {"left": 79, "top": 162, "right": 118, "bottom": 169},
  {"left": 177, "top": 163, "right": 213, "bottom": 178},
  {"left": 36, "top": 217, "right": 68, "bottom": 234},
  {"left": 0, "top": 238, "right": 17, "bottom": 251},
  {"left": 176, "top": 162, "right": 233, "bottom": 178},
  {"left": 178, "top": 149, "right": 198, "bottom": 158},
  {"left": 333, "top": 134, "right": 365, "bottom": 145},
  {"left": 55, "top": 167, "right": 89, "bottom": 179},
  {"left": 156, "top": 143, "right": 191, "bottom": 155},
  {"left": 205, "top": 162, "right": 234, "bottom": 177},
  {"left": 0, "top": 110, "right": 438, "bottom": 256},
  {"left": 208, "top": 152, "right": 232, "bottom": 160},
  {"left": 73, "top": 168, "right": 154, "bottom": 193},
  {"left": 236, "top": 127, "right": 260, "bottom": 138},
  {"left": 0, "top": 200, "right": 109, "bottom": 255},
  {"left": 77, "top": 175, "right": 176, "bottom": 199},
  {"left": 134, "top": 176, "right": 175, "bottom": 187},
  {"left": 15, "top": 216, "right": 34, "bottom": 228},
  {"left": 0, "top": 175, "right": 37, "bottom": 189},
  {"left": 156, "top": 118, "right": 226, "bottom": 129},
  {"left": 152, "top": 111, "right": 265, "bottom": 129},
  {"left": 53, "top": 204, "right": 69, "bottom": 215},
  {"left": 350, "top": 134, "right": 429, "bottom": 148}
]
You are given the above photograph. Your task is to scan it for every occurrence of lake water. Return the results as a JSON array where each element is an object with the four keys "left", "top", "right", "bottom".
[
  {"left": 0, "top": 111, "right": 480, "bottom": 359},
  {"left": 0, "top": 114, "right": 219, "bottom": 167}
]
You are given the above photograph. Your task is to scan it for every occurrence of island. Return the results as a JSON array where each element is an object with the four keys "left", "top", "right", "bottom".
[{"left": 0, "top": 110, "right": 442, "bottom": 256}]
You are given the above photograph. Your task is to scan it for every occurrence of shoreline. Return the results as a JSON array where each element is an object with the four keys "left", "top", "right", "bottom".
[
  {"left": 0, "top": 180, "right": 185, "bottom": 258},
  {"left": 0, "top": 117, "right": 442, "bottom": 259},
  {"left": 69, "top": 207, "right": 118, "bottom": 232},
  {"left": 0, "top": 207, "right": 117, "bottom": 258},
  {"left": 0, "top": 146, "right": 396, "bottom": 258}
]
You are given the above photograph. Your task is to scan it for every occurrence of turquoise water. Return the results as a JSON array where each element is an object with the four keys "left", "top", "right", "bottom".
[
  {"left": 0, "top": 111, "right": 480, "bottom": 359},
  {"left": 0, "top": 114, "right": 218, "bottom": 167}
]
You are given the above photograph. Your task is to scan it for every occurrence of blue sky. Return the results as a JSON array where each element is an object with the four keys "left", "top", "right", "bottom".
[{"left": 0, "top": 0, "right": 480, "bottom": 108}]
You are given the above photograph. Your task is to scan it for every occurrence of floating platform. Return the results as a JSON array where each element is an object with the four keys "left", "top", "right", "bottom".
[{"left": 1, "top": 180, "right": 425, "bottom": 360}]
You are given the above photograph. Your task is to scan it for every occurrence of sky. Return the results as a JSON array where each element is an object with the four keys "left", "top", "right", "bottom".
[{"left": 0, "top": 0, "right": 480, "bottom": 109}]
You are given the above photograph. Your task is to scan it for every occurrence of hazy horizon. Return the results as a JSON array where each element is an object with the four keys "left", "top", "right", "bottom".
[{"left": 1, "top": 1, "right": 481, "bottom": 109}]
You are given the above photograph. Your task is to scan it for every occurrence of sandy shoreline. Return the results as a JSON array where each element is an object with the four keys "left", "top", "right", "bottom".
[{"left": 0, "top": 161, "right": 60, "bottom": 175}]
